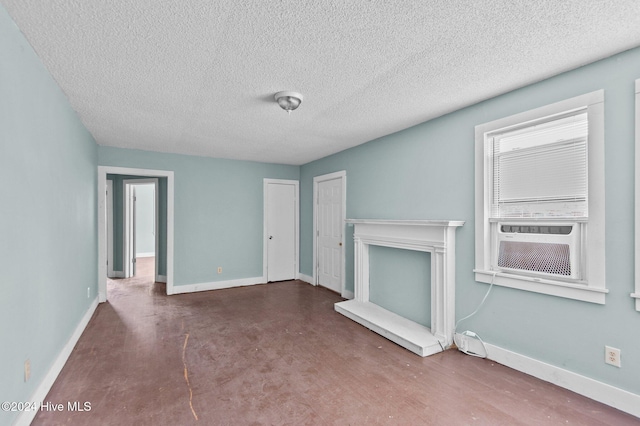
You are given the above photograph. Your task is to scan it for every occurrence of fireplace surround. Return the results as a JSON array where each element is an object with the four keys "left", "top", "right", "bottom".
[{"left": 335, "top": 219, "right": 464, "bottom": 356}]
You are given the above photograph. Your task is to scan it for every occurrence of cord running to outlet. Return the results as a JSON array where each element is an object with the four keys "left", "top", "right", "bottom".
[{"left": 453, "top": 271, "right": 497, "bottom": 358}]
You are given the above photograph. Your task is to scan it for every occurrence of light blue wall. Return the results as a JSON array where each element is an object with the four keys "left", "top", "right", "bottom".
[
  {"left": 0, "top": 6, "right": 98, "bottom": 425},
  {"left": 369, "top": 246, "right": 431, "bottom": 327},
  {"left": 134, "top": 183, "right": 156, "bottom": 256},
  {"left": 99, "top": 146, "right": 299, "bottom": 286},
  {"left": 300, "top": 47, "right": 640, "bottom": 396}
]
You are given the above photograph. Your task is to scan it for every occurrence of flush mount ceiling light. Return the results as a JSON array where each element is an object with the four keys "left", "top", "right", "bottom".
[{"left": 274, "top": 91, "right": 303, "bottom": 113}]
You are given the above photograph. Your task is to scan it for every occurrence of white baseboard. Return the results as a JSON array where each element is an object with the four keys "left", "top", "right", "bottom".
[
  {"left": 16, "top": 298, "right": 99, "bottom": 426},
  {"left": 156, "top": 275, "right": 167, "bottom": 283},
  {"left": 111, "top": 271, "right": 124, "bottom": 278},
  {"left": 295, "top": 274, "right": 353, "bottom": 300},
  {"left": 136, "top": 252, "right": 155, "bottom": 258},
  {"left": 486, "top": 343, "right": 640, "bottom": 418},
  {"left": 297, "top": 273, "right": 314, "bottom": 284},
  {"left": 169, "top": 276, "right": 265, "bottom": 295}
]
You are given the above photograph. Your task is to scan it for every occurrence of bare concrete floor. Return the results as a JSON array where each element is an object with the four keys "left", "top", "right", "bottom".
[{"left": 33, "top": 258, "right": 638, "bottom": 425}]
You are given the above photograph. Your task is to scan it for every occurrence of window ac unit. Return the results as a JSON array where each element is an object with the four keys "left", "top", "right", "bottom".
[{"left": 494, "top": 223, "right": 581, "bottom": 280}]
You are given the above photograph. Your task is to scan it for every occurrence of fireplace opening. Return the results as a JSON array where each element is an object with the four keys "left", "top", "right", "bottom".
[{"left": 370, "top": 246, "right": 431, "bottom": 328}]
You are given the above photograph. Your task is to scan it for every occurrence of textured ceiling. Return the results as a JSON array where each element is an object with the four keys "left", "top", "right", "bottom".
[{"left": 3, "top": 1, "right": 640, "bottom": 165}]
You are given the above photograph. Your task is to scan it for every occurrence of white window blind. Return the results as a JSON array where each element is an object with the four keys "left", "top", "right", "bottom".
[{"left": 491, "top": 112, "right": 588, "bottom": 218}]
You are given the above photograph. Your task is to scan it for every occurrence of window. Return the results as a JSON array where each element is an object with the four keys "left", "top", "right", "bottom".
[{"left": 475, "top": 90, "right": 607, "bottom": 304}]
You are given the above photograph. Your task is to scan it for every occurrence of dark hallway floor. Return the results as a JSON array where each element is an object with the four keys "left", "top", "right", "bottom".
[{"left": 33, "top": 258, "right": 638, "bottom": 425}]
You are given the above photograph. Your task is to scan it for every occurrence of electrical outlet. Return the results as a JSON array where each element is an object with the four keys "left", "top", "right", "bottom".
[
  {"left": 455, "top": 333, "right": 468, "bottom": 352},
  {"left": 605, "top": 346, "right": 621, "bottom": 367},
  {"left": 217, "top": 267, "right": 222, "bottom": 274},
  {"left": 24, "top": 359, "right": 31, "bottom": 382},
  {"left": 87, "top": 287, "right": 91, "bottom": 298},
  {"left": 455, "top": 331, "right": 486, "bottom": 357}
]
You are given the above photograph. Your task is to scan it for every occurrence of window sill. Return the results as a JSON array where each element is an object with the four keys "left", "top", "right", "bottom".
[{"left": 474, "top": 270, "right": 607, "bottom": 304}]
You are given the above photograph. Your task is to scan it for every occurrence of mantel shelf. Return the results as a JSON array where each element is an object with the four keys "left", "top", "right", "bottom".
[{"left": 346, "top": 219, "right": 465, "bottom": 227}]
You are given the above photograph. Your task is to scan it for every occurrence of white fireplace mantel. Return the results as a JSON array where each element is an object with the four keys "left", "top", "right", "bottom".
[{"left": 335, "top": 219, "right": 464, "bottom": 357}]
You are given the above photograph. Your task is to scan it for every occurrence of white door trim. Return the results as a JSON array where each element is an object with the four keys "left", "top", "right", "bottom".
[
  {"left": 123, "top": 181, "right": 134, "bottom": 278},
  {"left": 313, "top": 171, "right": 347, "bottom": 296},
  {"left": 98, "top": 166, "right": 174, "bottom": 302},
  {"left": 263, "top": 179, "right": 299, "bottom": 282},
  {"left": 106, "top": 180, "right": 114, "bottom": 278}
]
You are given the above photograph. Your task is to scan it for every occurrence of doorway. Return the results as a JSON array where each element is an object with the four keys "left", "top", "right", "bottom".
[
  {"left": 263, "top": 179, "right": 299, "bottom": 282},
  {"left": 123, "top": 179, "right": 158, "bottom": 279},
  {"left": 98, "top": 166, "right": 175, "bottom": 302},
  {"left": 313, "top": 171, "right": 346, "bottom": 296}
]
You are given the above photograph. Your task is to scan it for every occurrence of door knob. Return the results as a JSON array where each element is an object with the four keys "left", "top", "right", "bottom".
[{"left": 269, "top": 236, "right": 273, "bottom": 239}]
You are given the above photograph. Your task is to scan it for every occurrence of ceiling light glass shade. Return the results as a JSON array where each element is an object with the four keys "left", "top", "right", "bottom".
[{"left": 275, "top": 91, "right": 303, "bottom": 112}]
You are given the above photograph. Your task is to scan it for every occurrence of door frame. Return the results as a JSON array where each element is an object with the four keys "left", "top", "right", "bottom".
[
  {"left": 313, "top": 171, "right": 347, "bottom": 296},
  {"left": 106, "top": 180, "right": 115, "bottom": 278},
  {"left": 263, "top": 179, "right": 299, "bottom": 282},
  {"left": 123, "top": 178, "right": 158, "bottom": 278},
  {"left": 98, "top": 166, "right": 174, "bottom": 302}
]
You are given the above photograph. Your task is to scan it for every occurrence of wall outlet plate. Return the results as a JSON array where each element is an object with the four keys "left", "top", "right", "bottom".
[{"left": 605, "top": 346, "right": 621, "bottom": 367}]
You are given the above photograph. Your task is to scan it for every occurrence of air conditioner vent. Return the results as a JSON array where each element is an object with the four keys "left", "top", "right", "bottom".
[
  {"left": 498, "top": 241, "right": 571, "bottom": 276},
  {"left": 500, "top": 225, "right": 572, "bottom": 235}
]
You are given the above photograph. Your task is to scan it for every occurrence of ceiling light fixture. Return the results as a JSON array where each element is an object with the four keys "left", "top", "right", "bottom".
[{"left": 274, "top": 91, "right": 303, "bottom": 113}]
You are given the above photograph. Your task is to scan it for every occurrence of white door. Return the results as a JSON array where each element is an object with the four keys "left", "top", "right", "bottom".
[
  {"left": 266, "top": 181, "right": 297, "bottom": 282},
  {"left": 317, "top": 176, "right": 343, "bottom": 293}
]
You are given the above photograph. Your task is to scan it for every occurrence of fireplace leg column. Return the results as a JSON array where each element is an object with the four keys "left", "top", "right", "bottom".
[
  {"left": 431, "top": 248, "right": 449, "bottom": 346},
  {"left": 353, "top": 236, "right": 369, "bottom": 303},
  {"left": 431, "top": 231, "right": 457, "bottom": 347}
]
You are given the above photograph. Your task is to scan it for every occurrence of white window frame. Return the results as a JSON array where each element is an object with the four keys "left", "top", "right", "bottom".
[
  {"left": 475, "top": 90, "right": 607, "bottom": 304},
  {"left": 633, "top": 79, "right": 640, "bottom": 311}
]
